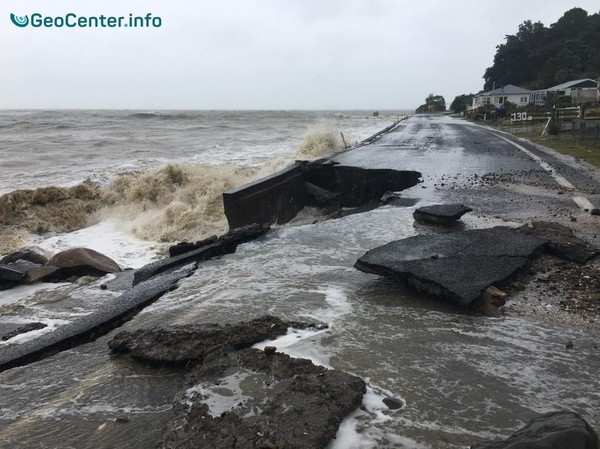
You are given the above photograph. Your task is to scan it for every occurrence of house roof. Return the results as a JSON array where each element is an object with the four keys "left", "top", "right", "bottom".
[
  {"left": 546, "top": 78, "right": 599, "bottom": 91},
  {"left": 477, "top": 84, "right": 531, "bottom": 96}
]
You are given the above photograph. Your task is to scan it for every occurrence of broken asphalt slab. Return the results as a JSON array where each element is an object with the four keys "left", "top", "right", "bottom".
[
  {"left": 413, "top": 203, "right": 473, "bottom": 225},
  {"left": 0, "top": 265, "right": 195, "bottom": 373},
  {"left": 160, "top": 348, "right": 366, "bottom": 449},
  {"left": 355, "top": 227, "right": 547, "bottom": 306},
  {"left": 109, "top": 316, "right": 363, "bottom": 448},
  {"left": 109, "top": 315, "right": 291, "bottom": 365}
]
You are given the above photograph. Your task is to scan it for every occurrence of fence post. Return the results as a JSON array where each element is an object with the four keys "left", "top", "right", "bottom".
[{"left": 595, "top": 123, "right": 599, "bottom": 146}]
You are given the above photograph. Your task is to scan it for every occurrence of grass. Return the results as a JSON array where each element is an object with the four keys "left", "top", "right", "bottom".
[{"left": 510, "top": 127, "right": 600, "bottom": 168}]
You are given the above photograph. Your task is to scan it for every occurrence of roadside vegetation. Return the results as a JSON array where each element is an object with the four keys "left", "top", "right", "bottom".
[{"left": 510, "top": 127, "right": 600, "bottom": 168}]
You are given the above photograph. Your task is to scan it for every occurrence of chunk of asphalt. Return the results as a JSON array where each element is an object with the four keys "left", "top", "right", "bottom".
[{"left": 355, "top": 227, "right": 547, "bottom": 305}]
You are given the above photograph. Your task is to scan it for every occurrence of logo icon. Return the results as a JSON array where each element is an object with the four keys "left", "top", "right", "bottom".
[{"left": 10, "top": 13, "right": 29, "bottom": 27}]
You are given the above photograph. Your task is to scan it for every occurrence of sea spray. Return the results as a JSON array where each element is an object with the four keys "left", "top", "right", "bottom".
[
  {"left": 96, "top": 161, "right": 289, "bottom": 244},
  {"left": 0, "top": 119, "right": 353, "bottom": 255},
  {"left": 0, "top": 182, "right": 102, "bottom": 254},
  {"left": 296, "top": 121, "right": 346, "bottom": 160}
]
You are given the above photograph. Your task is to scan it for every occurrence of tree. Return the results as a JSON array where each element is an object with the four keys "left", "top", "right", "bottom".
[
  {"left": 425, "top": 93, "right": 446, "bottom": 111},
  {"left": 482, "top": 8, "right": 600, "bottom": 91},
  {"left": 450, "top": 94, "right": 474, "bottom": 113}
]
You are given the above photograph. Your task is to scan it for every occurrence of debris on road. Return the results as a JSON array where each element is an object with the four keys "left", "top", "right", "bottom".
[{"left": 413, "top": 203, "right": 473, "bottom": 225}]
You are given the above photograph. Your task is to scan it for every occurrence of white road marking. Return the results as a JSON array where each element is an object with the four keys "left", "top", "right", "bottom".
[{"left": 491, "top": 132, "right": 594, "bottom": 211}]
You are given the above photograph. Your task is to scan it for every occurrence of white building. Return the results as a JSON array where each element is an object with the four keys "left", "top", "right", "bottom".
[{"left": 472, "top": 84, "right": 531, "bottom": 110}]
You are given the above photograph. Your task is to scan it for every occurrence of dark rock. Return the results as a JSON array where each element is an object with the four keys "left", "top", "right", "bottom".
[
  {"left": 516, "top": 221, "right": 598, "bottom": 263},
  {"left": 23, "top": 266, "right": 61, "bottom": 284},
  {"left": 413, "top": 203, "right": 473, "bottom": 225},
  {"left": 263, "top": 346, "right": 277, "bottom": 355},
  {"left": 471, "top": 410, "right": 599, "bottom": 449},
  {"left": 47, "top": 248, "right": 121, "bottom": 279},
  {"left": 355, "top": 227, "right": 547, "bottom": 305},
  {"left": 591, "top": 208, "right": 600, "bottom": 216},
  {"left": 383, "top": 397, "right": 404, "bottom": 410},
  {"left": 2, "top": 322, "right": 47, "bottom": 341},
  {"left": 159, "top": 348, "right": 366, "bottom": 449},
  {"left": 1, "top": 249, "right": 48, "bottom": 266},
  {"left": 0, "top": 280, "right": 18, "bottom": 291},
  {"left": 0, "top": 264, "right": 26, "bottom": 282},
  {"left": 109, "top": 315, "right": 288, "bottom": 364},
  {"left": 7, "top": 260, "right": 41, "bottom": 273}
]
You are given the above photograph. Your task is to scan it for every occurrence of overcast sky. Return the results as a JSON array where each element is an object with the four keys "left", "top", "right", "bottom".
[{"left": 1, "top": 0, "right": 598, "bottom": 110}]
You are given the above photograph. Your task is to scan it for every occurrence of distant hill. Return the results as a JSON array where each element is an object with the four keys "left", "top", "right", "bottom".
[{"left": 483, "top": 7, "right": 600, "bottom": 91}]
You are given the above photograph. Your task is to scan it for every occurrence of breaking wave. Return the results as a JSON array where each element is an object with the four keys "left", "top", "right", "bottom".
[
  {"left": 96, "top": 162, "right": 288, "bottom": 243},
  {"left": 295, "top": 122, "right": 346, "bottom": 160},
  {"left": 0, "top": 120, "right": 351, "bottom": 254}
]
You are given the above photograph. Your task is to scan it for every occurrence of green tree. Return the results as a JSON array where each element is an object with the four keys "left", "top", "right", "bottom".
[
  {"left": 482, "top": 8, "right": 600, "bottom": 90},
  {"left": 425, "top": 93, "right": 446, "bottom": 111},
  {"left": 450, "top": 94, "right": 474, "bottom": 113}
]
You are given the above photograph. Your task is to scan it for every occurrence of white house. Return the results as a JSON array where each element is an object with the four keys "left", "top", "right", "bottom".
[
  {"left": 529, "top": 78, "right": 599, "bottom": 105},
  {"left": 472, "top": 84, "right": 531, "bottom": 110}
]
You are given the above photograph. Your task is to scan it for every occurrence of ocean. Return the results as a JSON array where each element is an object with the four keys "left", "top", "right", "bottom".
[{"left": 1, "top": 111, "right": 598, "bottom": 449}]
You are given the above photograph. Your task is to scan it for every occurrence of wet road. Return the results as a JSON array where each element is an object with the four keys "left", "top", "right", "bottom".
[
  {"left": 1, "top": 115, "right": 599, "bottom": 449},
  {"left": 336, "top": 115, "right": 600, "bottom": 226}
]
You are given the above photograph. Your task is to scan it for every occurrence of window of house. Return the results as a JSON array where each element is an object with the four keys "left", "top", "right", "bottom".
[{"left": 520, "top": 96, "right": 528, "bottom": 103}]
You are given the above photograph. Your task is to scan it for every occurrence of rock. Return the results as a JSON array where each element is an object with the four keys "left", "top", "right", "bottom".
[
  {"left": 566, "top": 341, "right": 574, "bottom": 350},
  {"left": 355, "top": 227, "right": 547, "bottom": 306},
  {"left": 0, "top": 280, "right": 18, "bottom": 291},
  {"left": 109, "top": 316, "right": 289, "bottom": 364},
  {"left": 515, "top": 221, "right": 598, "bottom": 263},
  {"left": 7, "top": 260, "right": 41, "bottom": 273},
  {"left": 23, "top": 266, "right": 61, "bottom": 284},
  {"left": 1, "top": 249, "right": 48, "bottom": 266},
  {"left": 2, "top": 322, "right": 47, "bottom": 341},
  {"left": 0, "top": 264, "right": 26, "bottom": 282},
  {"left": 479, "top": 286, "right": 508, "bottom": 317},
  {"left": 382, "top": 397, "right": 404, "bottom": 410},
  {"left": 159, "top": 348, "right": 366, "bottom": 449},
  {"left": 46, "top": 248, "right": 121, "bottom": 279},
  {"left": 413, "top": 203, "right": 473, "bottom": 225},
  {"left": 471, "top": 410, "right": 599, "bottom": 449},
  {"left": 591, "top": 208, "right": 600, "bottom": 216},
  {"left": 263, "top": 346, "right": 277, "bottom": 355}
]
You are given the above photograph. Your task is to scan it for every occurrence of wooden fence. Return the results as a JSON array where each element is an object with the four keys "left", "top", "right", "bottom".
[{"left": 571, "top": 120, "right": 600, "bottom": 146}]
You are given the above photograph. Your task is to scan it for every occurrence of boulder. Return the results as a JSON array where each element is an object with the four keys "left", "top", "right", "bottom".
[
  {"left": 23, "top": 266, "right": 62, "bottom": 284},
  {"left": 159, "top": 348, "right": 366, "bottom": 449},
  {"left": 471, "top": 410, "right": 599, "bottom": 449},
  {"left": 109, "top": 315, "right": 289, "bottom": 364},
  {"left": 413, "top": 203, "right": 473, "bottom": 225},
  {"left": 46, "top": 248, "right": 121, "bottom": 279},
  {"left": 0, "top": 264, "right": 26, "bottom": 282},
  {"left": 355, "top": 227, "right": 547, "bottom": 306},
  {"left": 1, "top": 249, "right": 48, "bottom": 266}
]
